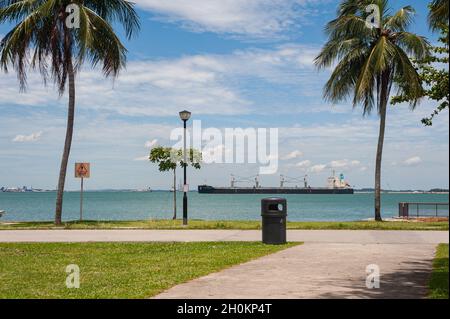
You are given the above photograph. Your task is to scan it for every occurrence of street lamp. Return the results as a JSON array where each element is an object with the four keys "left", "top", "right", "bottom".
[{"left": 179, "top": 110, "right": 191, "bottom": 226}]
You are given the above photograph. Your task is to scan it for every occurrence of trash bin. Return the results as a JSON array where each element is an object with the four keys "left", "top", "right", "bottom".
[{"left": 261, "top": 198, "right": 287, "bottom": 245}]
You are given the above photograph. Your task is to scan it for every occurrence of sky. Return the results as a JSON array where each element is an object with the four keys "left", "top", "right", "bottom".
[{"left": 0, "top": 0, "right": 448, "bottom": 191}]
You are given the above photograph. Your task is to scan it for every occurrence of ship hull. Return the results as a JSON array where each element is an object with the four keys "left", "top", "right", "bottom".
[{"left": 198, "top": 185, "right": 354, "bottom": 195}]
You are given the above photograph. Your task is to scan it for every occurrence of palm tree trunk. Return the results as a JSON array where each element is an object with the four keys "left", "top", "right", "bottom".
[
  {"left": 55, "top": 58, "right": 75, "bottom": 225},
  {"left": 173, "top": 169, "right": 177, "bottom": 220},
  {"left": 374, "top": 70, "right": 391, "bottom": 222},
  {"left": 374, "top": 104, "right": 386, "bottom": 221}
]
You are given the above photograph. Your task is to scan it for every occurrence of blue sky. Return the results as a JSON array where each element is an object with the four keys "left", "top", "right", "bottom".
[{"left": 0, "top": 0, "right": 448, "bottom": 190}]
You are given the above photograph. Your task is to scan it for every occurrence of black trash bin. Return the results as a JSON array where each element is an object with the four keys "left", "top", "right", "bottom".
[{"left": 261, "top": 198, "right": 287, "bottom": 245}]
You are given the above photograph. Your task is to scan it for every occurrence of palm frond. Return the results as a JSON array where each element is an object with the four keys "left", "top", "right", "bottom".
[
  {"left": 0, "top": 0, "right": 41, "bottom": 23},
  {"left": 391, "top": 44, "right": 424, "bottom": 108},
  {"left": 83, "top": 0, "right": 140, "bottom": 38},
  {"left": 79, "top": 6, "right": 127, "bottom": 77},
  {"left": 323, "top": 47, "right": 367, "bottom": 104},
  {"left": 353, "top": 40, "right": 379, "bottom": 113},
  {"left": 428, "top": 0, "right": 449, "bottom": 31},
  {"left": 0, "top": 0, "right": 139, "bottom": 92},
  {"left": 315, "top": 38, "right": 364, "bottom": 69},
  {"left": 395, "top": 31, "right": 430, "bottom": 60},
  {"left": 325, "top": 14, "right": 374, "bottom": 40},
  {"left": 384, "top": 6, "right": 415, "bottom": 32},
  {"left": 316, "top": 0, "right": 429, "bottom": 115}
]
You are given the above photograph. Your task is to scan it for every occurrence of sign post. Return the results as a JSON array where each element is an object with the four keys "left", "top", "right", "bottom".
[
  {"left": 80, "top": 177, "right": 84, "bottom": 221},
  {"left": 75, "top": 163, "right": 90, "bottom": 222}
]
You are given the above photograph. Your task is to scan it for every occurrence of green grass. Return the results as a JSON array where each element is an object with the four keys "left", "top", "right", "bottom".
[
  {"left": 0, "top": 219, "right": 448, "bottom": 231},
  {"left": 429, "top": 244, "right": 449, "bottom": 299},
  {"left": 0, "top": 242, "right": 297, "bottom": 299}
]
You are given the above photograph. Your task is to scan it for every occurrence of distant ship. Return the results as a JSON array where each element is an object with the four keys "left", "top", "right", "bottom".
[
  {"left": 170, "top": 180, "right": 184, "bottom": 192},
  {"left": 135, "top": 187, "right": 153, "bottom": 193},
  {"left": 0, "top": 186, "right": 45, "bottom": 193},
  {"left": 198, "top": 172, "right": 354, "bottom": 195}
]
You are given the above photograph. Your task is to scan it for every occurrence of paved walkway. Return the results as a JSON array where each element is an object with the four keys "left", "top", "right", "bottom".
[
  {"left": 1, "top": 229, "right": 447, "bottom": 299},
  {"left": 0, "top": 229, "right": 447, "bottom": 244},
  {"left": 154, "top": 243, "right": 437, "bottom": 299}
]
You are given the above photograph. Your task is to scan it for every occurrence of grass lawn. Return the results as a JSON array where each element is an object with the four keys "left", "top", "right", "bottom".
[
  {"left": 0, "top": 242, "right": 297, "bottom": 299},
  {"left": 0, "top": 219, "right": 448, "bottom": 231},
  {"left": 429, "top": 244, "right": 449, "bottom": 299}
]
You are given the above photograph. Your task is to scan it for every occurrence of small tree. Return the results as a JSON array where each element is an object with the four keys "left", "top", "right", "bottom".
[{"left": 149, "top": 147, "right": 201, "bottom": 220}]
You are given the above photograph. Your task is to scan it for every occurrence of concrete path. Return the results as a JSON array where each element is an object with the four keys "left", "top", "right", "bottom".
[
  {"left": 0, "top": 229, "right": 448, "bottom": 244},
  {"left": 154, "top": 243, "right": 438, "bottom": 299}
]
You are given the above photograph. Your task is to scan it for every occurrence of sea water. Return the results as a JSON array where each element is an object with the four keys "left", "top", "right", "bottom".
[{"left": 0, "top": 191, "right": 448, "bottom": 222}]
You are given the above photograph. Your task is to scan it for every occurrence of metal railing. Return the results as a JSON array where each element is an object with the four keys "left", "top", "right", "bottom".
[{"left": 399, "top": 202, "right": 449, "bottom": 218}]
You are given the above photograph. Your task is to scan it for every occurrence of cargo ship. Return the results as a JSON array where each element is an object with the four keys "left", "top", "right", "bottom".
[{"left": 198, "top": 172, "right": 354, "bottom": 195}]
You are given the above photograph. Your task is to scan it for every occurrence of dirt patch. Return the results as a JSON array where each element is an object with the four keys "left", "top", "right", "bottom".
[{"left": 411, "top": 217, "right": 449, "bottom": 223}]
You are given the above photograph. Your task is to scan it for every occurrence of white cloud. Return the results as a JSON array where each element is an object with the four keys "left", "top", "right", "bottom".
[
  {"left": 145, "top": 139, "right": 159, "bottom": 148},
  {"left": 329, "top": 160, "right": 349, "bottom": 168},
  {"left": 295, "top": 159, "right": 362, "bottom": 174},
  {"left": 403, "top": 156, "right": 422, "bottom": 166},
  {"left": 12, "top": 131, "right": 43, "bottom": 143},
  {"left": 0, "top": 45, "right": 319, "bottom": 117},
  {"left": 135, "top": 0, "right": 320, "bottom": 38},
  {"left": 296, "top": 160, "right": 311, "bottom": 168},
  {"left": 310, "top": 164, "right": 326, "bottom": 173},
  {"left": 134, "top": 156, "right": 150, "bottom": 161},
  {"left": 282, "top": 150, "right": 303, "bottom": 160},
  {"left": 329, "top": 159, "right": 362, "bottom": 169}
]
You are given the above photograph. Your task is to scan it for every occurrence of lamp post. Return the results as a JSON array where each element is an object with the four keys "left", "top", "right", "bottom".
[{"left": 179, "top": 110, "right": 191, "bottom": 226}]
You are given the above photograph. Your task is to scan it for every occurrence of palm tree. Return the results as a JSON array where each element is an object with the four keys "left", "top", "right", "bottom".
[
  {"left": 315, "top": 0, "right": 429, "bottom": 221},
  {"left": 0, "top": 0, "right": 140, "bottom": 225},
  {"left": 428, "top": 0, "right": 449, "bottom": 31}
]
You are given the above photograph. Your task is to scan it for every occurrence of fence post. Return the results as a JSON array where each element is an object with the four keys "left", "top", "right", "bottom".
[
  {"left": 399, "top": 203, "right": 410, "bottom": 218},
  {"left": 399, "top": 203, "right": 403, "bottom": 217}
]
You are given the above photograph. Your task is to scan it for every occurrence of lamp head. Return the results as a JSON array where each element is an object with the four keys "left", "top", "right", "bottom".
[{"left": 179, "top": 110, "right": 192, "bottom": 121}]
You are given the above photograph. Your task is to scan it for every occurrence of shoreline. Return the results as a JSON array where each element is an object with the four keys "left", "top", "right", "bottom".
[
  {"left": 1, "top": 190, "right": 449, "bottom": 194},
  {"left": 0, "top": 219, "right": 448, "bottom": 231}
]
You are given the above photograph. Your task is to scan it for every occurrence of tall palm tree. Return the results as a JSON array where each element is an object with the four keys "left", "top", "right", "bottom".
[
  {"left": 0, "top": 0, "right": 140, "bottom": 224},
  {"left": 428, "top": 0, "right": 449, "bottom": 31},
  {"left": 315, "top": 0, "right": 429, "bottom": 221}
]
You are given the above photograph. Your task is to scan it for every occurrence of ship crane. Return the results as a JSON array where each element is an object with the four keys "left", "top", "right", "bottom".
[
  {"left": 280, "top": 175, "right": 309, "bottom": 188},
  {"left": 230, "top": 174, "right": 261, "bottom": 188}
]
